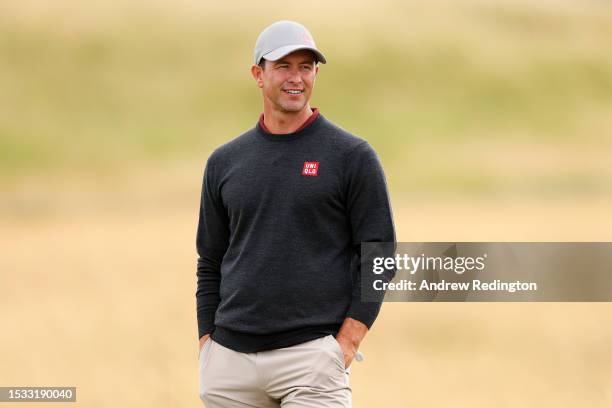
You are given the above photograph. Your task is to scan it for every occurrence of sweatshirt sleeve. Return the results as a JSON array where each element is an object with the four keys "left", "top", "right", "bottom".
[
  {"left": 344, "top": 141, "right": 396, "bottom": 329},
  {"left": 195, "top": 155, "right": 230, "bottom": 338}
]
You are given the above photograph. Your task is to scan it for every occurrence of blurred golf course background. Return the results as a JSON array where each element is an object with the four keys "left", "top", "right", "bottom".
[{"left": 1, "top": 0, "right": 611, "bottom": 406}]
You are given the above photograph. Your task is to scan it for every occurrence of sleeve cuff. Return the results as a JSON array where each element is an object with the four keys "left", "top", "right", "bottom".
[{"left": 346, "top": 300, "right": 383, "bottom": 329}]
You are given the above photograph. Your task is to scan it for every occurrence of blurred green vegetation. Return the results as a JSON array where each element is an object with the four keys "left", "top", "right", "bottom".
[{"left": 1, "top": 0, "right": 611, "bottom": 196}]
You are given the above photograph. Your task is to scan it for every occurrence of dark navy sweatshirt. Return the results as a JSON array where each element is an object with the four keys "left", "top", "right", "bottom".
[{"left": 195, "top": 111, "right": 395, "bottom": 352}]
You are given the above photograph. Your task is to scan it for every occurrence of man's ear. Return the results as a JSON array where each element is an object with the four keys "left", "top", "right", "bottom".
[{"left": 251, "top": 64, "right": 264, "bottom": 88}]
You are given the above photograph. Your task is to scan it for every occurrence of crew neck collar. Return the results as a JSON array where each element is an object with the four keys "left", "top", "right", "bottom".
[{"left": 256, "top": 108, "right": 322, "bottom": 142}]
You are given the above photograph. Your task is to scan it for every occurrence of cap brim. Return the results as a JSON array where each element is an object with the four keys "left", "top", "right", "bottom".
[{"left": 262, "top": 45, "right": 327, "bottom": 64}]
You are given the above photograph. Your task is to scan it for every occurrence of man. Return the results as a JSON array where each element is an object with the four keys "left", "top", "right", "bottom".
[{"left": 196, "top": 20, "right": 395, "bottom": 407}]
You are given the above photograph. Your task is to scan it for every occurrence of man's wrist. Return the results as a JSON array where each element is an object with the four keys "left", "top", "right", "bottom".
[
  {"left": 336, "top": 317, "right": 368, "bottom": 348},
  {"left": 199, "top": 333, "right": 211, "bottom": 346}
]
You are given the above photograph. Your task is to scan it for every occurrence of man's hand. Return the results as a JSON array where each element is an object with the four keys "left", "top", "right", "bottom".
[
  {"left": 199, "top": 334, "right": 210, "bottom": 355},
  {"left": 335, "top": 317, "right": 368, "bottom": 368}
]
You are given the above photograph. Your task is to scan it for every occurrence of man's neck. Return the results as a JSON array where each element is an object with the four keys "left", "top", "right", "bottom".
[{"left": 263, "top": 105, "right": 313, "bottom": 134}]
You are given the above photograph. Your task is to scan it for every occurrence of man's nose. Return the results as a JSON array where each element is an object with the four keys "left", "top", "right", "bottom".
[{"left": 287, "top": 68, "right": 303, "bottom": 83}]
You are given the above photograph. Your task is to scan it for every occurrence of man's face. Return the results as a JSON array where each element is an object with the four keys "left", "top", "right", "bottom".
[{"left": 251, "top": 49, "right": 319, "bottom": 113}]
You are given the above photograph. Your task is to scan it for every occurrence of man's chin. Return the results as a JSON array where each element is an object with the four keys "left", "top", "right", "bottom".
[{"left": 278, "top": 103, "right": 308, "bottom": 113}]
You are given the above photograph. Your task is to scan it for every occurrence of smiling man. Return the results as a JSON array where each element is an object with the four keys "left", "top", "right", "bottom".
[{"left": 196, "top": 20, "right": 395, "bottom": 407}]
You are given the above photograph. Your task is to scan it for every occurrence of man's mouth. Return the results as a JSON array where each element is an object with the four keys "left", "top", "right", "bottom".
[{"left": 283, "top": 89, "right": 303, "bottom": 95}]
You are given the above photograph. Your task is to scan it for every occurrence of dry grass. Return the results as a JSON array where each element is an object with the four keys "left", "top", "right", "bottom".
[
  {"left": 2, "top": 160, "right": 612, "bottom": 406},
  {"left": 2, "top": 0, "right": 612, "bottom": 406}
]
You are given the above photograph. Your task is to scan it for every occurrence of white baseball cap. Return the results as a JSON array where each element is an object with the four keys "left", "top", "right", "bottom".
[{"left": 254, "top": 20, "right": 327, "bottom": 65}]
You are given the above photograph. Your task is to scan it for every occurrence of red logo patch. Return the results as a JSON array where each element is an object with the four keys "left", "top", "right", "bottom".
[{"left": 302, "top": 161, "right": 319, "bottom": 176}]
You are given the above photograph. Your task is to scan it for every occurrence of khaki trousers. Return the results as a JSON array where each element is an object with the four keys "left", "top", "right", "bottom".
[{"left": 199, "top": 335, "right": 352, "bottom": 407}]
